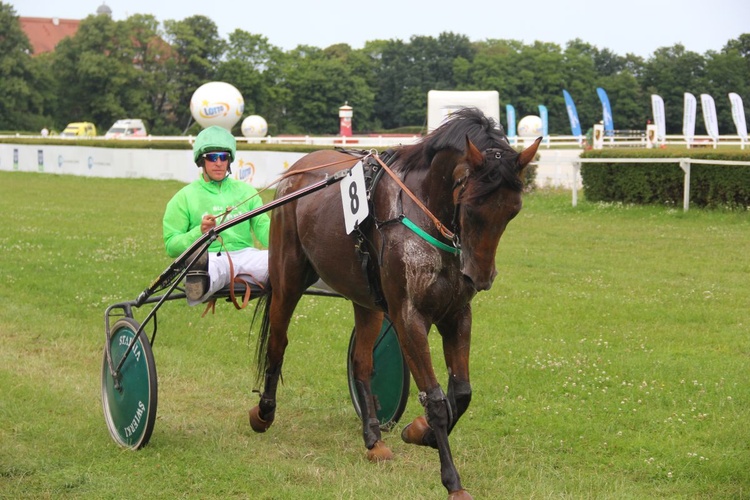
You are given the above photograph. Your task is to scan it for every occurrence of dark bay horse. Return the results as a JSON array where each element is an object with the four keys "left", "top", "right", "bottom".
[{"left": 250, "top": 108, "right": 541, "bottom": 499}]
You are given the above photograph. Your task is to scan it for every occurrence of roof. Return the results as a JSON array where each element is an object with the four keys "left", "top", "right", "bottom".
[{"left": 19, "top": 17, "right": 81, "bottom": 56}]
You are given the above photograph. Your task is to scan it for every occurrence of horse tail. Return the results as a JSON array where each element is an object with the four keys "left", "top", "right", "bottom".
[{"left": 250, "top": 291, "right": 272, "bottom": 385}]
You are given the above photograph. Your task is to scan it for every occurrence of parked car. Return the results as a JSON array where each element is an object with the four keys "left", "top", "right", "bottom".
[
  {"left": 60, "top": 122, "right": 97, "bottom": 137},
  {"left": 105, "top": 119, "right": 147, "bottom": 138}
]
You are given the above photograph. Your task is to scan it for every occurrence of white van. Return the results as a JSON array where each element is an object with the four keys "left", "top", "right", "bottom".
[{"left": 105, "top": 119, "right": 148, "bottom": 138}]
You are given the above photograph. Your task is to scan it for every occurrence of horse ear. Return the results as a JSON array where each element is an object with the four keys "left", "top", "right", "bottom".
[
  {"left": 465, "top": 135, "right": 483, "bottom": 167},
  {"left": 517, "top": 137, "right": 542, "bottom": 169}
]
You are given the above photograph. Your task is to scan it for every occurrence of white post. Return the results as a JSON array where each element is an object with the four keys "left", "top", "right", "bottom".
[
  {"left": 571, "top": 161, "right": 580, "bottom": 207},
  {"left": 593, "top": 124, "right": 604, "bottom": 150},
  {"left": 679, "top": 159, "right": 691, "bottom": 212},
  {"left": 646, "top": 124, "right": 659, "bottom": 148}
]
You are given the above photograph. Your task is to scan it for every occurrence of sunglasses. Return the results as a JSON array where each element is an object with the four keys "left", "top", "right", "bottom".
[{"left": 202, "top": 152, "right": 230, "bottom": 162}]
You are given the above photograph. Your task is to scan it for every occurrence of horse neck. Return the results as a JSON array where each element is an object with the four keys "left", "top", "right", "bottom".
[{"left": 420, "top": 150, "right": 461, "bottom": 222}]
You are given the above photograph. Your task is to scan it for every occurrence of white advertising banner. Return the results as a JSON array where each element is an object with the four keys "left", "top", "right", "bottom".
[
  {"left": 700, "top": 93, "right": 720, "bottom": 140},
  {"left": 728, "top": 92, "right": 748, "bottom": 141},
  {"left": 0, "top": 144, "right": 304, "bottom": 188},
  {"left": 651, "top": 94, "right": 666, "bottom": 141},
  {"left": 683, "top": 92, "right": 697, "bottom": 144}
]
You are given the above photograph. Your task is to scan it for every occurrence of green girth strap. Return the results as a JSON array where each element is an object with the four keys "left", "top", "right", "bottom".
[{"left": 400, "top": 217, "right": 460, "bottom": 255}]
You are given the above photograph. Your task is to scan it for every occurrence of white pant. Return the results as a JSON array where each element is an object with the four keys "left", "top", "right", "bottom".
[{"left": 188, "top": 247, "right": 269, "bottom": 306}]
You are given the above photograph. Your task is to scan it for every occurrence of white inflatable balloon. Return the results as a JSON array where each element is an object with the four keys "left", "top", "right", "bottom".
[
  {"left": 241, "top": 115, "right": 268, "bottom": 137},
  {"left": 190, "top": 82, "right": 244, "bottom": 131},
  {"left": 517, "top": 115, "right": 543, "bottom": 137}
]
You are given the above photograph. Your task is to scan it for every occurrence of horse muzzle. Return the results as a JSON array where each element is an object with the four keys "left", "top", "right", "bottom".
[{"left": 461, "top": 269, "right": 496, "bottom": 292}]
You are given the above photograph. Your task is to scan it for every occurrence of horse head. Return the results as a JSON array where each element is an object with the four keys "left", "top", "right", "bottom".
[{"left": 454, "top": 136, "right": 541, "bottom": 291}]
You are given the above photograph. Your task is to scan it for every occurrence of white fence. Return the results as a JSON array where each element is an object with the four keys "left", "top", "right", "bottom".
[{"left": 2, "top": 132, "right": 747, "bottom": 150}]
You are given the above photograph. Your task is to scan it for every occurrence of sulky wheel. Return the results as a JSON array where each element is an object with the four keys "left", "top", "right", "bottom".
[
  {"left": 101, "top": 317, "right": 158, "bottom": 449},
  {"left": 347, "top": 315, "right": 410, "bottom": 430}
]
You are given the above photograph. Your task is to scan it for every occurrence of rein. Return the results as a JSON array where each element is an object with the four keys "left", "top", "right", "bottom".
[{"left": 213, "top": 155, "right": 364, "bottom": 221}]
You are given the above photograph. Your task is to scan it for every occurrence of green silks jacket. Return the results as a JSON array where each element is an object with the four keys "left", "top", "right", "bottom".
[{"left": 163, "top": 175, "right": 270, "bottom": 258}]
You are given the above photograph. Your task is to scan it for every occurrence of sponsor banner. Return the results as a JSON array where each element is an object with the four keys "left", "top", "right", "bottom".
[
  {"left": 0, "top": 144, "right": 304, "bottom": 188},
  {"left": 651, "top": 94, "right": 666, "bottom": 141},
  {"left": 700, "top": 94, "right": 720, "bottom": 139},
  {"left": 596, "top": 87, "right": 614, "bottom": 135},
  {"left": 683, "top": 92, "right": 697, "bottom": 143},
  {"left": 728, "top": 92, "right": 748, "bottom": 140},
  {"left": 562, "top": 90, "right": 582, "bottom": 137},
  {"left": 505, "top": 104, "right": 517, "bottom": 137},
  {"left": 538, "top": 105, "right": 549, "bottom": 138}
]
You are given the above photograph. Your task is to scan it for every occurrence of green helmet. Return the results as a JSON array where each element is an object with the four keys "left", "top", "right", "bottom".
[{"left": 193, "top": 126, "right": 236, "bottom": 163}]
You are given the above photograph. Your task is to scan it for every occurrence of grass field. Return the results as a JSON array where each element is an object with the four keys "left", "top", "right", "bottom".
[{"left": 1, "top": 171, "right": 748, "bottom": 499}]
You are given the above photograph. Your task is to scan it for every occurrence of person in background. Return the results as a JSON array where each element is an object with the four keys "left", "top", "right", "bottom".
[{"left": 162, "top": 126, "right": 270, "bottom": 305}]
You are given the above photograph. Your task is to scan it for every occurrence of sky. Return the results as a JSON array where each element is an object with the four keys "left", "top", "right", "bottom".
[{"left": 11, "top": 0, "right": 750, "bottom": 58}]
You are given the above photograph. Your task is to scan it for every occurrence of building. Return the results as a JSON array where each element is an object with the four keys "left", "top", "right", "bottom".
[{"left": 18, "top": 4, "right": 111, "bottom": 56}]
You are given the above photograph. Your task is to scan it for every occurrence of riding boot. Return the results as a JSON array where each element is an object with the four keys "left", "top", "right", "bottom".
[{"left": 185, "top": 250, "right": 209, "bottom": 301}]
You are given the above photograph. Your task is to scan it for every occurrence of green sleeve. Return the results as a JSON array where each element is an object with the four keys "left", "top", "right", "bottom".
[
  {"left": 163, "top": 189, "right": 203, "bottom": 258},
  {"left": 248, "top": 190, "right": 270, "bottom": 247}
]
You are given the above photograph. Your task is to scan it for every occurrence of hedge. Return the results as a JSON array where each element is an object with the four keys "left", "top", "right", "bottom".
[{"left": 580, "top": 148, "right": 750, "bottom": 209}]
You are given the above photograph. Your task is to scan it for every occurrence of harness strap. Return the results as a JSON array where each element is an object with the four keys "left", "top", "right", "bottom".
[
  {"left": 400, "top": 216, "right": 460, "bottom": 255},
  {"left": 373, "top": 154, "right": 456, "bottom": 241}
]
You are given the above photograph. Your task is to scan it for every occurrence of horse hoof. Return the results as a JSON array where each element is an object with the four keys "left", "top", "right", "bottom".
[
  {"left": 448, "top": 489, "right": 472, "bottom": 500},
  {"left": 248, "top": 406, "right": 273, "bottom": 433},
  {"left": 401, "top": 416, "right": 430, "bottom": 446},
  {"left": 366, "top": 440, "right": 393, "bottom": 462}
]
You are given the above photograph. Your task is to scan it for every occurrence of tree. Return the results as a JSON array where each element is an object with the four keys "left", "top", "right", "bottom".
[
  {"left": 0, "top": 2, "right": 52, "bottom": 131},
  {"left": 639, "top": 45, "right": 706, "bottom": 134},
  {"left": 275, "top": 45, "right": 375, "bottom": 134},
  {"left": 372, "top": 33, "right": 475, "bottom": 130},
  {"left": 51, "top": 13, "right": 147, "bottom": 132},
  {"left": 216, "top": 30, "right": 284, "bottom": 134},
  {"left": 702, "top": 35, "right": 750, "bottom": 135},
  {"left": 163, "top": 16, "right": 226, "bottom": 133},
  {"left": 121, "top": 14, "right": 178, "bottom": 134}
]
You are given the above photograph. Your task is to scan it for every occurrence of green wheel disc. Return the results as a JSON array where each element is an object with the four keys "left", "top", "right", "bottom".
[
  {"left": 101, "top": 318, "right": 158, "bottom": 449},
  {"left": 348, "top": 316, "right": 410, "bottom": 430}
]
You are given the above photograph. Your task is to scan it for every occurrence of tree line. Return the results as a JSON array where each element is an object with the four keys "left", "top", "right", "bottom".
[{"left": 2, "top": 2, "right": 748, "bottom": 137}]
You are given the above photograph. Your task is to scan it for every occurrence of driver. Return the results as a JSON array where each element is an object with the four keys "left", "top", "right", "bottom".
[{"left": 162, "top": 126, "right": 270, "bottom": 304}]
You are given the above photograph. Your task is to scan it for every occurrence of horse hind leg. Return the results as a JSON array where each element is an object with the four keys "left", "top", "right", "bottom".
[
  {"left": 351, "top": 305, "right": 393, "bottom": 462},
  {"left": 248, "top": 286, "right": 304, "bottom": 433}
]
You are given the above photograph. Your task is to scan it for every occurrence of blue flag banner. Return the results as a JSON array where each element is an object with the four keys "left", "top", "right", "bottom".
[
  {"left": 538, "top": 105, "right": 549, "bottom": 138},
  {"left": 562, "top": 90, "right": 582, "bottom": 137},
  {"left": 596, "top": 87, "right": 614, "bottom": 136},
  {"left": 505, "top": 104, "right": 516, "bottom": 137}
]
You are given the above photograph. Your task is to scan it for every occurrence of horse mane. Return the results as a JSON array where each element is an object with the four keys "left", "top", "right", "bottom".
[{"left": 393, "top": 107, "right": 511, "bottom": 175}]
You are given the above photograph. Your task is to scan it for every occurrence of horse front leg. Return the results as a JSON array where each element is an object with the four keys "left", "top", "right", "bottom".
[
  {"left": 351, "top": 305, "right": 393, "bottom": 461},
  {"left": 394, "top": 313, "right": 471, "bottom": 499},
  {"left": 402, "top": 307, "right": 473, "bottom": 446}
]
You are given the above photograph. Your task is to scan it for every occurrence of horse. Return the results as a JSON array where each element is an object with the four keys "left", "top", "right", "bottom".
[{"left": 249, "top": 108, "right": 541, "bottom": 499}]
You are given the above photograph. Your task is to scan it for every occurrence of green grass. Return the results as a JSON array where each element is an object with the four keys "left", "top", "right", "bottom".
[{"left": 0, "top": 172, "right": 748, "bottom": 498}]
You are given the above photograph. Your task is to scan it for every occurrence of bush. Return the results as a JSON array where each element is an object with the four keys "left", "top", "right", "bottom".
[{"left": 581, "top": 148, "right": 750, "bottom": 209}]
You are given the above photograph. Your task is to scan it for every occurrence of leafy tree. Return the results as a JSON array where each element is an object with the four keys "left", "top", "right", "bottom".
[
  {"left": 702, "top": 35, "right": 750, "bottom": 135},
  {"left": 216, "top": 30, "right": 286, "bottom": 135},
  {"left": 51, "top": 13, "right": 148, "bottom": 132},
  {"left": 0, "top": 2, "right": 51, "bottom": 131},
  {"left": 372, "top": 33, "right": 474, "bottom": 130},
  {"left": 559, "top": 40, "right": 601, "bottom": 134},
  {"left": 121, "top": 14, "right": 177, "bottom": 134},
  {"left": 275, "top": 45, "right": 375, "bottom": 134},
  {"left": 163, "top": 16, "right": 226, "bottom": 133},
  {"left": 639, "top": 44, "right": 706, "bottom": 134}
]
